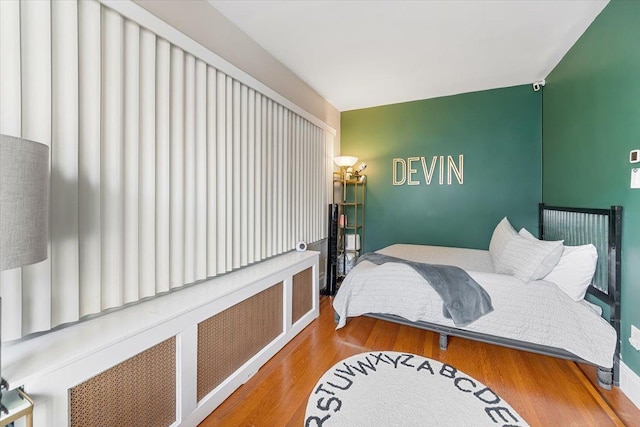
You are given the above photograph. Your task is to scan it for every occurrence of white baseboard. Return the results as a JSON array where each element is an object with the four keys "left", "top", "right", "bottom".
[{"left": 620, "top": 361, "right": 640, "bottom": 410}]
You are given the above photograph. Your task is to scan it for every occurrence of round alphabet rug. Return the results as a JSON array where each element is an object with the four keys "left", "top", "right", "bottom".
[{"left": 305, "top": 351, "right": 529, "bottom": 426}]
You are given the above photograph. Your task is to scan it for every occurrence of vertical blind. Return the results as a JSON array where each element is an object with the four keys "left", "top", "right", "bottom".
[{"left": 0, "top": 0, "right": 333, "bottom": 341}]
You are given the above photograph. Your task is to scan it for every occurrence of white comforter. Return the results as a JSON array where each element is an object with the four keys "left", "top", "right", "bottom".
[{"left": 333, "top": 244, "right": 617, "bottom": 368}]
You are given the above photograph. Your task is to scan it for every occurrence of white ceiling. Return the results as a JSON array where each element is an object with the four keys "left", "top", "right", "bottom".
[{"left": 210, "top": 0, "right": 608, "bottom": 112}]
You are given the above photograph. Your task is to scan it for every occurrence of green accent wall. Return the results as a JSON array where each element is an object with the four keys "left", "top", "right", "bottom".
[
  {"left": 341, "top": 85, "right": 542, "bottom": 253},
  {"left": 543, "top": 0, "right": 640, "bottom": 376}
]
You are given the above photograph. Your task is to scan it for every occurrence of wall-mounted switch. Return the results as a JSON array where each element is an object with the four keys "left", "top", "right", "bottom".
[
  {"left": 630, "top": 325, "right": 640, "bottom": 351},
  {"left": 631, "top": 149, "right": 640, "bottom": 163}
]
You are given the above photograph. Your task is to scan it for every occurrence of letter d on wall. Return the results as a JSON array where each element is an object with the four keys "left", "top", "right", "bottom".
[{"left": 393, "top": 158, "right": 407, "bottom": 185}]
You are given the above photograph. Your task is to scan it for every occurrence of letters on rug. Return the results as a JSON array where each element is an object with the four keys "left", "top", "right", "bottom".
[{"left": 305, "top": 351, "right": 529, "bottom": 426}]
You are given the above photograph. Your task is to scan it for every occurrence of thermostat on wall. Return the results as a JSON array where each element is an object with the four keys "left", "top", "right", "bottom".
[{"left": 631, "top": 149, "right": 640, "bottom": 163}]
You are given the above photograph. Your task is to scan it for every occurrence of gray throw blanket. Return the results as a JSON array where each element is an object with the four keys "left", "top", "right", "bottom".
[{"left": 357, "top": 253, "right": 493, "bottom": 327}]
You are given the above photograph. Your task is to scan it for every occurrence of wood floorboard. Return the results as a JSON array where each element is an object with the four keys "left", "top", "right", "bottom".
[{"left": 200, "top": 296, "right": 639, "bottom": 426}]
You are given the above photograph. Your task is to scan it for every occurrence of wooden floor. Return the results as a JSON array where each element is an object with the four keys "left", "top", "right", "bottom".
[{"left": 200, "top": 297, "right": 639, "bottom": 426}]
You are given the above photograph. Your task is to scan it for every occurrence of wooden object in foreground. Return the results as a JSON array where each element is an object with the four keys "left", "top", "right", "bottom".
[{"left": 201, "top": 297, "right": 638, "bottom": 427}]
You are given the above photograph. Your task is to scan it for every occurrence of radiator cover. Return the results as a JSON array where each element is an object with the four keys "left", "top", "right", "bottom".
[
  {"left": 197, "top": 282, "right": 284, "bottom": 401},
  {"left": 69, "top": 337, "right": 176, "bottom": 427}
]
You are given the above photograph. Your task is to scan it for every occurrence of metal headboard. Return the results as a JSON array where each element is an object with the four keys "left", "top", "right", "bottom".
[{"left": 539, "top": 203, "right": 622, "bottom": 385}]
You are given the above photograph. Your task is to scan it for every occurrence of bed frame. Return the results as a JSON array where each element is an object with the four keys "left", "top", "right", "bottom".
[{"left": 362, "top": 204, "right": 622, "bottom": 389}]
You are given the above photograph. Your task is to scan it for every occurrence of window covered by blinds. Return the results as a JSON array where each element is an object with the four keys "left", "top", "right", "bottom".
[{"left": 0, "top": 0, "right": 333, "bottom": 340}]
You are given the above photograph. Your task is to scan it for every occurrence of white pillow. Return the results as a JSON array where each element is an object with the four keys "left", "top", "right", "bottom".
[
  {"left": 497, "top": 232, "right": 563, "bottom": 282},
  {"left": 544, "top": 245, "right": 598, "bottom": 301},
  {"left": 517, "top": 228, "right": 537, "bottom": 240},
  {"left": 519, "top": 228, "right": 598, "bottom": 301},
  {"left": 489, "top": 217, "right": 517, "bottom": 268}
]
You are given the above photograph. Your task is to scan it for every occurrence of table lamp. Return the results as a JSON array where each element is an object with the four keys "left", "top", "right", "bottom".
[{"left": 0, "top": 134, "right": 50, "bottom": 413}]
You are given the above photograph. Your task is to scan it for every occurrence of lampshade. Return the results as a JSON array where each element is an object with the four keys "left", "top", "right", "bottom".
[
  {"left": 333, "top": 156, "right": 358, "bottom": 167},
  {"left": 0, "top": 134, "right": 50, "bottom": 271}
]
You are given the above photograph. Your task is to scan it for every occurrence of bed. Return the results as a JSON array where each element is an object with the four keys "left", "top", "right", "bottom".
[{"left": 333, "top": 204, "right": 622, "bottom": 389}]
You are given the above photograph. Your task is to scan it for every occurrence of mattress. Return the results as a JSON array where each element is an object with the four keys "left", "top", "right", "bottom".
[
  {"left": 378, "top": 244, "right": 495, "bottom": 273},
  {"left": 333, "top": 244, "right": 617, "bottom": 368}
]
